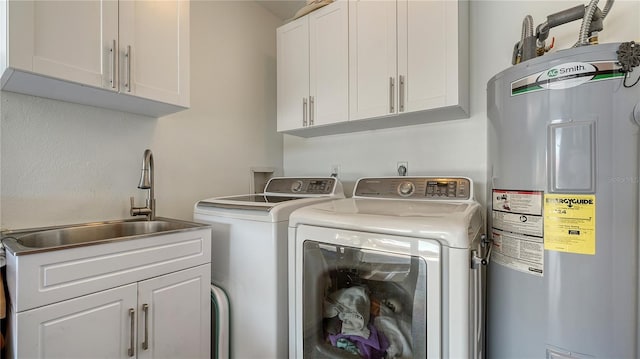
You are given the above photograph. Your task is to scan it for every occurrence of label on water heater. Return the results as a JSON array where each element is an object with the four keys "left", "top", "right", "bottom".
[
  {"left": 510, "top": 60, "right": 623, "bottom": 96},
  {"left": 544, "top": 194, "right": 596, "bottom": 255},
  {"left": 491, "top": 190, "right": 544, "bottom": 276}
]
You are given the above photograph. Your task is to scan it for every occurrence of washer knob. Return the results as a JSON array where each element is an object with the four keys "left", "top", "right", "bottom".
[
  {"left": 398, "top": 181, "right": 415, "bottom": 197},
  {"left": 291, "top": 180, "right": 304, "bottom": 193}
]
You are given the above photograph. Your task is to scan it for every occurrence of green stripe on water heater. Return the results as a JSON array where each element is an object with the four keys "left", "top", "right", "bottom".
[
  {"left": 593, "top": 72, "right": 625, "bottom": 80},
  {"left": 512, "top": 85, "right": 544, "bottom": 95}
]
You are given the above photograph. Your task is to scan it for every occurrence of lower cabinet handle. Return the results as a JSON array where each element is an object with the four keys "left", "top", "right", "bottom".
[
  {"left": 142, "top": 303, "right": 149, "bottom": 350},
  {"left": 128, "top": 308, "right": 135, "bottom": 357},
  {"left": 389, "top": 77, "right": 395, "bottom": 113},
  {"left": 303, "top": 98, "right": 308, "bottom": 127},
  {"left": 309, "top": 96, "right": 315, "bottom": 126},
  {"left": 399, "top": 75, "right": 405, "bottom": 112}
]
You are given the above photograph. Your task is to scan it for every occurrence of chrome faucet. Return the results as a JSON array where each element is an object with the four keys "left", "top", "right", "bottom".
[{"left": 130, "top": 149, "right": 155, "bottom": 221}]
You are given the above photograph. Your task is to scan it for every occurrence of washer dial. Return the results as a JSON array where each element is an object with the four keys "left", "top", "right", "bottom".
[
  {"left": 397, "top": 181, "right": 415, "bottom": 197},
  {"left": 290, "top": 180, "right": 304, "bottom": 193}
]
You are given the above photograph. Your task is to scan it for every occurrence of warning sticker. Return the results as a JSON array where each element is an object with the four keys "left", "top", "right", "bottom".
[
  {"left": 493, "top": 190, "right": 543, "bottom": 215},
  {"left": 492, "top": 211, "right": 543, "bottom": 237},
  {"left": 544, "top": 194, "right": 596, "bottom": 255},
  {"left": 491, "top": 189, "right": 544, "bottom": 276},
  {"left": 491, "top": 229, "right": 543, "bottom": 276}
]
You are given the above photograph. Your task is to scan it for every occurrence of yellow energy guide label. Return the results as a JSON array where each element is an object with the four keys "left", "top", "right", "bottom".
[{"left": 544, "top": 194, "right": 596, "bottom": 255}]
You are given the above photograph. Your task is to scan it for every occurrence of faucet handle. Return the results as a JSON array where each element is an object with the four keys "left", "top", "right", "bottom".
[
  {"left": 130, "top": 196, "right": 152, "bottom": 218},
  {"left": 130, "top": 196, "right": 136, "bottom": 216}
]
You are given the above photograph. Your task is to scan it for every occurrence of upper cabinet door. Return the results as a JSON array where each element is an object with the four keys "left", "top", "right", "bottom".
[
  {"left": 348, "top": 0, "right": 397, "bottom": 121},
  {"left": 277, "top": 17, "right": 310, "bottom": 132},
  {"left": 119, "top": 0, "right": 190, "bottom": 107},
  {"left": 8, "top": 0, "right": 118, "bottom": 90},
  {"left": 398, "top": 0, "right": 464, "bottom": 113},
  {"left": 309, "top": 1, "right": 348, "bottom": 127},
  {"left": 277, "top": 0, "right": 348, "bottom": 133}
]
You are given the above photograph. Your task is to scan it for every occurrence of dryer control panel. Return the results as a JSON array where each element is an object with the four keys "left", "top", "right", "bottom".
[{"left": 354, "top": 177, "right": 472, "bottom": 200}]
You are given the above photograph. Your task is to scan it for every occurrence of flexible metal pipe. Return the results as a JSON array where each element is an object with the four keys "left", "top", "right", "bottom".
[
  {"left": 519, "top": 15, "right": 537, "bottom": 63},
  {"left": 576, "top": 0, "right": 613, "bottom": 46},
  {"left": 601, "top": 0, "right": 614, "bottom": 19},
  {"left": 577, "top": 0, "right": 600, "bottom": 46},
  {"left": 521, "top": 15, "right": 534, "bottom": 42}
]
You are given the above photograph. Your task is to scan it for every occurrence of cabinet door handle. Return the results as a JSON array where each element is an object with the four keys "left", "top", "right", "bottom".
[
  {"left": 142, "top": 303, "right": 149, "bottom": 350},
  {"left": 128, "top": 308, "right": 135, "bottom": 357},
  {"left": 110, "top": 40, "right": 117, "bottom": 89},
  {"left": 303, "top": 98, "right": 308, "bottom": 127},
  {"left": 389, "top": 77, "right": 395, "bottom": 113},
  {"left": 399, "top": 75, "right": 405, "bottom": 112},
  {"left": 125, "top": 45, "right": 132, "bottom": 92},
  {"left": 309, "top": 96, "right": 315, "bottom": 126}
]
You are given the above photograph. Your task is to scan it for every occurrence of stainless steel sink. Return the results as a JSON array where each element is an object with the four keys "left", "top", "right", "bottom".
[{"left": 1, "top": 218, "right": 209, "bottom": 255}]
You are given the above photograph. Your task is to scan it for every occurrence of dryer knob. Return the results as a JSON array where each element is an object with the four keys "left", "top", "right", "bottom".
[
  {"left": 291, "top": 180, "right": 304, "bottom": 193},
  {"left": 398, "top": 181, "right": 415, "bottom": 197}
]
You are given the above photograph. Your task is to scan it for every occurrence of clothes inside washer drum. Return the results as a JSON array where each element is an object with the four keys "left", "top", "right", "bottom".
[{"left": 324, "top": 286, "right": 371, "bottom": 338}]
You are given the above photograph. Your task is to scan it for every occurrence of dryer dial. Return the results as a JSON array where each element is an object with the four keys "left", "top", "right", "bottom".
[{"left": 398, "top": 181, "right": 415, "bottom": 197}]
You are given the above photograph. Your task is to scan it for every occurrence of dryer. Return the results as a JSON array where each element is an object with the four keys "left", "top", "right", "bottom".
[
  {"left": 288, "top": 176, "right": 487, "bottom": 358},
  {"left": 194, "top": 177, "right": 344, "bottom": 359}
]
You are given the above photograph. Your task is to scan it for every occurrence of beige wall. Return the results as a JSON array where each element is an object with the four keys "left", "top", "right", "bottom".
[{"left": 0, "top": 1, "right": 283, "bottom": 229}]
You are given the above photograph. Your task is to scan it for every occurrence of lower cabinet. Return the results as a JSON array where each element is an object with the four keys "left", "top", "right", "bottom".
[{"left": 15, "top": 264, "right": 211, "bottom": 359}]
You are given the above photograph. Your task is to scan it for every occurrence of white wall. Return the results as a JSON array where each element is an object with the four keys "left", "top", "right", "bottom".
[
  {"left": 282, "top": 0, "right": 640, "bottom": 207},
  {"left": 0, "top": 1, "right": 283, "bottom": 229},
  {"left": 1, "top": 1, "right": 638, "bottom": 229}
]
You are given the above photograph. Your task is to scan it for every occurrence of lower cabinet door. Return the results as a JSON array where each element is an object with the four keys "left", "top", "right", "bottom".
[
  {"left": 16, "top": 283, "right": 138, "bottom": 359},
  {"left": 136, "top": 264, "right": 211, "bottom": 359}
]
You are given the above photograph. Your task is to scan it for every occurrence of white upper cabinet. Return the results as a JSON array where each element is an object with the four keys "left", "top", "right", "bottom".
[
  {"left": 350, "top": 0, "right": 468, "bottom": 121},
  {"left": 278, "top": 0, "right": 468, "bottom": 137},
  {"left": 309, "top": 2, "right": 349, "bottom": 127},
  {"left": 277, "top": 16, "right": 310, "bottom": 132},
  {"left": 398, "top": 0, "right": 466, "bottom": 114},
  {"left": 277, "top": 1, "right": 348, "bottom": 132},
  {"left": 5, "top": 0, "right": 118, "bottom": 90},
  {"left": 348, "top": 0, "right": 397, "bottom": 120},
  {"left": 119, "top": 0, "right": 190, "bottom": 107},
  {"left": 0, "top": 0, "right": 190, "bottom": 117}
]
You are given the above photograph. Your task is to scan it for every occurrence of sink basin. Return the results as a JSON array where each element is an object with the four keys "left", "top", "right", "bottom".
[{"left": 2, "top": 218, "right": 209, "bottom": 255}]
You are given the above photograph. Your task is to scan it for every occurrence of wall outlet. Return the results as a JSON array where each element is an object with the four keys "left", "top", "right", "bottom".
[
  {"left": 397, "top": 161, "right": 408, "bottom": 176},
  {"left": 330, "top": 164, "right": 341, "bottom": 178}
]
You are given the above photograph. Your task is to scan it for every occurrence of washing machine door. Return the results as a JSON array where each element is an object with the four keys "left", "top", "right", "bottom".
[{"left": 291, "top": 225, "right": 443, "bottom": 358}]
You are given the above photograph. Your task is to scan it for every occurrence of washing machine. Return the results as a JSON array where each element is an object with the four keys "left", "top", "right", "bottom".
[
  {"left": 288, "top": 176, "right": 488, "bottom": 358},
  {"left": 193, "top": 177, "right": 344, "bottom": 359}
]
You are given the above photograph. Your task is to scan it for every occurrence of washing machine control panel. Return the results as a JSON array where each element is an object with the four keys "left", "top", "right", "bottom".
[
  {"left": 264, "top": 177, "right": 337, "bottom": 195},
  {"left": 354, "top": 177, "right": 472, "bottom": 200}
]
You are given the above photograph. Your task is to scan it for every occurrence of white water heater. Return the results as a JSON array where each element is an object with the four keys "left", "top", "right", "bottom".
[{"left": 487, "top": 42, "right": 640, "bottom": 358}]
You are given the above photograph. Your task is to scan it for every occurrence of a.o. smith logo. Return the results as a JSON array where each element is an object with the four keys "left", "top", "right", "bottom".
[
  {"left": 545, "top": 64, "right": 588, "bottom": 78},
  {"left": 537, "top": 62, "right": 596, "bottom": 89}
]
